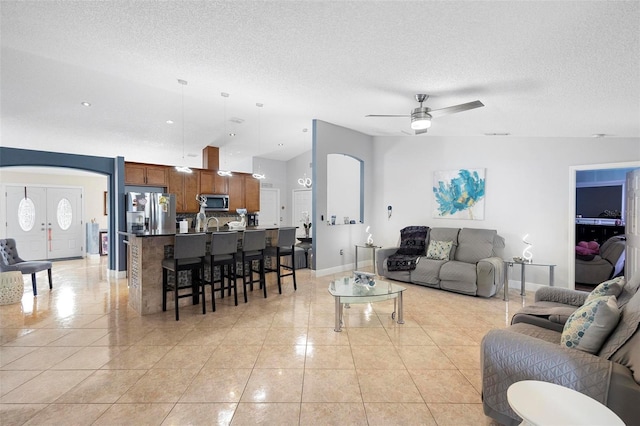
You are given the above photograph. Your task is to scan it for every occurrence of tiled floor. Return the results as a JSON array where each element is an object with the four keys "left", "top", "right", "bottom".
[{"left": 1, "top": 257, "right": 534, "bottom": 425}]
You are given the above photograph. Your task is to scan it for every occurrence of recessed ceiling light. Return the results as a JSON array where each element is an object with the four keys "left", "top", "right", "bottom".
[
  {"left": 256, "top": 103, "right": 263, "bottom": 108},
  {"left": 166, "top": 120, "right": 174, "bottom": 124},
  {"left": 278, "top": 143, "right": 284, "bottom": 146},
  {"left": 592, "top": 133, "right": 607, "bottom": 138},
  {"left": 302, "top": 128, "right": 308, "bottom": 133},
  {"left": 81, "top": 102, "right": 91, "bottom": 107},
  {"left": 229, "top": 117, "right": 244, "bottom": 124},
  {"left": 221, "top": 92, "right": 229, "bottom": 98},
  {"left": 229, "top": 133, "right": 236, "bottom": 137}
]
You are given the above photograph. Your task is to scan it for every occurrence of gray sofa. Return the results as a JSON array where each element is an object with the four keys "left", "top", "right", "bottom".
[
  {"left": 375, "top": 227, "right": 505, "bottom": 297},
  {"left": 481, "top": 276, "right": 640, "bottom": 425}
]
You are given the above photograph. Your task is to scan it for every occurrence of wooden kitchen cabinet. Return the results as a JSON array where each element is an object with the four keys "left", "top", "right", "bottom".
[
  {"left": 168, "top": 168, "right": 201, "bottom": 213},
  {"left": 228, "top": 173, "right": 260, "bottom": 213},
  {"left": 199, "top": 170, "right": 228, "bottom": 195},
  {"left": 125, "top": 162, "right": 168, "bottom": 186}
]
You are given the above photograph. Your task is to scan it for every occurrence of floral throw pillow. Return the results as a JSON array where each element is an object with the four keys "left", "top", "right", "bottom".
[
  {"left": 561, "top": 295, "right": 620, "bottom": 354},
  {"left": 426, "top": 240, "right": 453, "bottom": 260},
  {"left": 585, "top": 276, "right": 625, "bottom": 304}
]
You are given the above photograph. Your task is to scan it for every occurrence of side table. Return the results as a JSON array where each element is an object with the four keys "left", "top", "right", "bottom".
[
  {"left": 354, "top": 244, "right": 381, "bottom": 274},
  {"left": 503, "top": 260, "right": 556, "bottom": 301},
  {"left": 507, "top": 380, "right": 623, "bottom": 425}
]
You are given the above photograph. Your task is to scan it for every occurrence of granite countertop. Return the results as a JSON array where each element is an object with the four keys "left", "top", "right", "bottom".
[{"left": 119, "top": 225, "right": 280, "bottom": 238}]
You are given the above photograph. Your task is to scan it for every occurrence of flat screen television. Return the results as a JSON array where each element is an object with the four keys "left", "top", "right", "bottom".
[{"left": 576, "top": 185, "right": 623, "bottom": 218}]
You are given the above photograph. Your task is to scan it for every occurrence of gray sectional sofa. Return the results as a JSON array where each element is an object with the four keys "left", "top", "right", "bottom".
[
  {"left": 481, "top": 276, "right": 640, "bottom": 425},
  {"left": 375, "top": 227, "right": 505, "bottom": 297}
]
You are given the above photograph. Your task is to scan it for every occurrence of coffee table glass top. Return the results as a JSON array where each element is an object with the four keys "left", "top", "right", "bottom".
[{"left": 328, "top": 276, "right": 405, "bottom": 298}]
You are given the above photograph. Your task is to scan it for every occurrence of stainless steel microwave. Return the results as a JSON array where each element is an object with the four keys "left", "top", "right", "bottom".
[{"left": 203, "top": 194, "right": 229, "bottom": 211}]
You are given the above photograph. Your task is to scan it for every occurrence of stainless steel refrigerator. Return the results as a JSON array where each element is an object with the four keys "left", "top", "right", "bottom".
[{"left": 126, "top": 192, "right": 176, "bottom": 234}]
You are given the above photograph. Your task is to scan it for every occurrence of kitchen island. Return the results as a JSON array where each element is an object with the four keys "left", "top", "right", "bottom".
[{"left": 121, "top": 227, "right": 279, "bottom": 315}]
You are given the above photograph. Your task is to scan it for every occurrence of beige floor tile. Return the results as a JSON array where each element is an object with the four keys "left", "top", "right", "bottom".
[
  {"left": 424, "top": 327, "right": 479, "bottom": 346},
  {"left": 135, "top": 328, "right": 194, "bottom": 346},
  {"left": 254, "top": 345, "right": 306, "bottom": 369},
  {"left": 56, "top": 369, "right": 147, "bottom": 403},
  {"left": 302, "top": 369, "right": 362, "bottom": 403},
  {"left": 180, "top": 368, "right": 251, "bottom": 402},
  {"left": 427, "top": 402, "right": 495, "bottom": 425},
  {"left": 118, "top": 368, "right": 198, "bottom": 403},
  {"left": 306, "top": 327, "right": 350, "bottom": 346},
  {"left": 46, "top": 328, "right": 109, "bottom": 346},
  {"left": 203, "top": 345, "right": 261, "bottom": 370},
  {"left": 460, "top": 369, "right": 483, "bottom": 393},
  {"left": 101, "top": 345, "right": 171, "bottom": 369},
  {"left": 440, "top": 345, "right": 482, "bottom": 370},
  {"left": 0, "top": 370, "right": 92, "bottom": 403},
  {"left": 0, "top": 370, "right": 41, "bottom": 396},
  {"left": 93, "top": 403, "right": 174, "bottom": 426},
  {"left": 347, "top": 328, "right": 392, "bottom": 346},
  {"left": 364, "top": 402, "right": 437, "bottom": 426},
  {"left": 153, "top": 345, "right": 216, "bottom": 369},
  {"left": 351, "top": 345, "right": 404, "bottom": 370},
  {"left": 51, "top": 345, "right": 127, "bottom": 369},
  {"left": 1, "top": 346, "right": 81, "bottom": 370},
  {"left": 410, "top": 369, "right": 481, "bottom": 403},
  {"left": 176, "top": 327, "right": 229, "bottom": 346},
  {"left": 300, "top": 402, "right": 368, "bottom": 425},
  {"left": 357, "top": 369, "right": 423, "bottom": 403},
  {"left": 241, "top": 368, "right": 304, "bottom": 402},
  {"left": 231, "top": 402, "right": 300, "bottom": 425},
  {"left": 90, "top": 327, "right": 154, "bottom": 346},
  {"left": 0, "top": 403, "right": 48, "bottom": 425},
  {"left": 263, "top": 327, "right": 307, "bottom": 345},
  {"left": 233, "top": 313, "right": 275, "bottom": 328},
  {"left": 396, "top": 345, "right": 457, "bottom": 370},
  {"left": 23, "top": 402, "right": 109, "bottom": 425},
  {"left": 305, "top": 345, "right": 355, "bottom": 369},
  {"left": 0, "top": 346, "right": 38, "bottom": 368},
  {"left": 386, "top": 326, "right": 436, "bottom": 346},
  {"left": 221, "top": 327, "right": 269, "bottom": 345},
  {"left": 162, "top": 402, "right": 237, "bottom": 426},
  {"left": 3, "top": 328, "right": 71, "bottom": 346}
]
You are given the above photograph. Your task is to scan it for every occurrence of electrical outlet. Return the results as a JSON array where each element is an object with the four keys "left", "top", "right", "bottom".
[{"left": 339, "top": 249, "right": 344, "bottom": 255}]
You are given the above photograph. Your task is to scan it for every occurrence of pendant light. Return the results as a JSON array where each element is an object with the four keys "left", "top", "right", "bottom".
[
  {"left": 175, "top": 79, "right": 193, "bottom": 174},
  {"left": 217, "top": 92, "right": 233, "bottom": 177},
  {"left": 252, "top": 102, "right": 266, "bottom": 180}
]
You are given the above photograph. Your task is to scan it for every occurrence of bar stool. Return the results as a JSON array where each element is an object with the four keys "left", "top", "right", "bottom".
[
  {"left": 162, "top": 233, "right": 207, "bottom": 321},
  {"left": 238, "top": 229, "right": 266, "bottom": 303},
  {"left": 206, "top": 231, "right": 239, "bottom": 307},
  {"left": 265, "top": 227, "right": 298, "bottom": 294}
]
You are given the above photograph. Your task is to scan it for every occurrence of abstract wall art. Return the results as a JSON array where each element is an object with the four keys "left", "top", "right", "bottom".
[{"left": 432, "top": 168, "right": 486, "bottom": 220}]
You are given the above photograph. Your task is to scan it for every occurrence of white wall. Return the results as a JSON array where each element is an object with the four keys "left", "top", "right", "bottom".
[
  {"left": 0, "top": 168, "right": 109, "bottom": 239},
  {"left": 369, "top": 135, "right": 640, "bottom": 289},
  {"left": 285, "top": 151, "right": 313, "bottom": 227},
  {"left": 313, "top": 120, "right": 375, "bottom": 272}
]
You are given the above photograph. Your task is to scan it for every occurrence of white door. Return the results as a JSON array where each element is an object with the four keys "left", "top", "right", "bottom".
[
  {"left": 293, "top": 189, "right": 312, "bottom": 237},
  {"left": 626, "top": 169, "right": 640, "bottom": 281},
  {"left": 46, "top": 187, "right": 83, "bottom": 259},
  {"left": 259, "top": 188, "right": 280, "bottom": 227},
  {"left": 5, "top": 185, "right": 83, "bottom": 260},
  {"left": 5, "top": 186, "right": 48, "bottom": 260}
]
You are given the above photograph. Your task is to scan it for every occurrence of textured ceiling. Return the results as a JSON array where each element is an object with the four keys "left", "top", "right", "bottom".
[{"left": 1, "top": 1, "right": 639, "bottom": 169}]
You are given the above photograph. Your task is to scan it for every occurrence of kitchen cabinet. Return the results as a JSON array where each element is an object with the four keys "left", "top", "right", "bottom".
[
  {"left": 168, "top": 168, "right": 201, "bottom": 213},
  {"left": 228, "top": 173, "right": 260, "bottom": 213},
  {"left": 125, "top": 162, "right": 168, "bottom": 186},
  {"left": 199, "top": 170, "right": 228, "bottom": 195}
]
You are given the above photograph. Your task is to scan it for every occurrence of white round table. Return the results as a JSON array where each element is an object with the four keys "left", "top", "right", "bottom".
[{"left": 507, "top": 380, "right": 624, "bottom": 426}]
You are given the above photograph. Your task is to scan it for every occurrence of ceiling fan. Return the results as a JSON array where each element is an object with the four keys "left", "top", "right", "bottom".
[{"left": 366, "top": 94, "right": 484, "bottom": 135}]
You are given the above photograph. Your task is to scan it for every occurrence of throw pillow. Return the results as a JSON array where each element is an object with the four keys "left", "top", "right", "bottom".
[
  {"left": 426, "top": 240, "right": 453, "bottom": 260},
  {"left": 561, "top": 295, "right": 621, "bottom": 354},
  {"left": 396, "top": 226, "right": 429, "bottom": 256},
  {"left": 585, "top": 276, "right": 626, "bottom": 304}
]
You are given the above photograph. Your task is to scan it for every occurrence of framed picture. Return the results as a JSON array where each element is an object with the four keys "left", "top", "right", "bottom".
[
  {"left": 99, "top": 231, "right": 108, "bottom": 256},
  {"left": 433, "top": 168, "right": 486, "bottom": 220},
  {"left": 103, "top": 191, "right": 108, "bottom": 216}
]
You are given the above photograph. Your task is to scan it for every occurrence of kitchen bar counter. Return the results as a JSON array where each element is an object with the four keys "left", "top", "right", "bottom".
[{"left": 121, "top": 227, "right": 280, "bottom": 315}]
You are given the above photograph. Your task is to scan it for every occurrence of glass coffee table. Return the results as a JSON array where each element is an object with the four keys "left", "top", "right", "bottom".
[{"left": 328, "top": 276, "right": 406, "bottom": 332}]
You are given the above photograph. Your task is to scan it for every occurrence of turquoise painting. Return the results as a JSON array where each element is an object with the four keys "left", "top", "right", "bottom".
[{"left": 433, "top": 168, "right": 486, "bottom": 220}]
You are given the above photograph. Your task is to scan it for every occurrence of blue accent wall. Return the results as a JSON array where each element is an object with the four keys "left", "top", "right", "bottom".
[{"left": 0, "top": 147, "right": 126, "bottom": 271}]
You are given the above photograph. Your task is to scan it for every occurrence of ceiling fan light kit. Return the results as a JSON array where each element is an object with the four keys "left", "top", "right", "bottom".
[{"left": 411, "top": 108, "right": 432, "bottom": 130}]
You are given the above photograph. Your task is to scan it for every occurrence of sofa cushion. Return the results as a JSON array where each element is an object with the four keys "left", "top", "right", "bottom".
[
  {"left": 609, "top": 328, "right": 640, "bottom": 384},
  {"left": 410, "top": 258, "right": 446, "bottom": 286},
  {"left": 561, "top": 295, "right": 620, "bottom": 354},
  {"left": 396, "top": 226, "right": 429, "bottom": 255},
  {"left": 455, "top": 228, "right": 497, "bottom": 263},
  {"left": 426, "top": 240, "right": 452, "bottom": 260},
  {"left": 429, "top": 227, "right": 460, "bottom": 258},
  {"left": 585, "top": 276, "right": 625, "bottom": 304}
]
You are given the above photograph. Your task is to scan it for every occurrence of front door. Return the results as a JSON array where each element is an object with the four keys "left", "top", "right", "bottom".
[{"left": 5, "top": 185, "right": 83, "bottom": 260}]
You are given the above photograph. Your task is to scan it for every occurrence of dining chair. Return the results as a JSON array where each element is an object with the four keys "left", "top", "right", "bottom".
[
  {"left": 162, "top": 233, "right": 207, "bottom": 321},
  {"left": 0, "top": 238, "right": 52, "bottom": 296},
  {"left": 265, "top": 227, "right": 298, "bottom": 294},
  {"left": 206, "top": 231, "right": 239, "bottom": 307}
]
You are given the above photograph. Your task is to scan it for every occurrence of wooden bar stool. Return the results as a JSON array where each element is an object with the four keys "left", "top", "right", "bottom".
[
  {"left": 265, "top": 227, "right": 298, "bottom": 294},
  {"left": 162, "top": 233, "right": 207, "bottom": 321},
  {"left": 206, "top": 231, "right": 239, "bottom": 307},
  {"left": 238, "top": 229, "right": 266, "bottom": 303}
]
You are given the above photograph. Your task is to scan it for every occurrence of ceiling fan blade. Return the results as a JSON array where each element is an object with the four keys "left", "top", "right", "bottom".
[
  {"left": 429, "top": 100, "right": 484, "bottom": 118},
  {"left": 365, "top": 114, "right": 410, "bottom": 118},
  {"left": 415, "top": 128, "right": 428, "bottom": 135}
]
